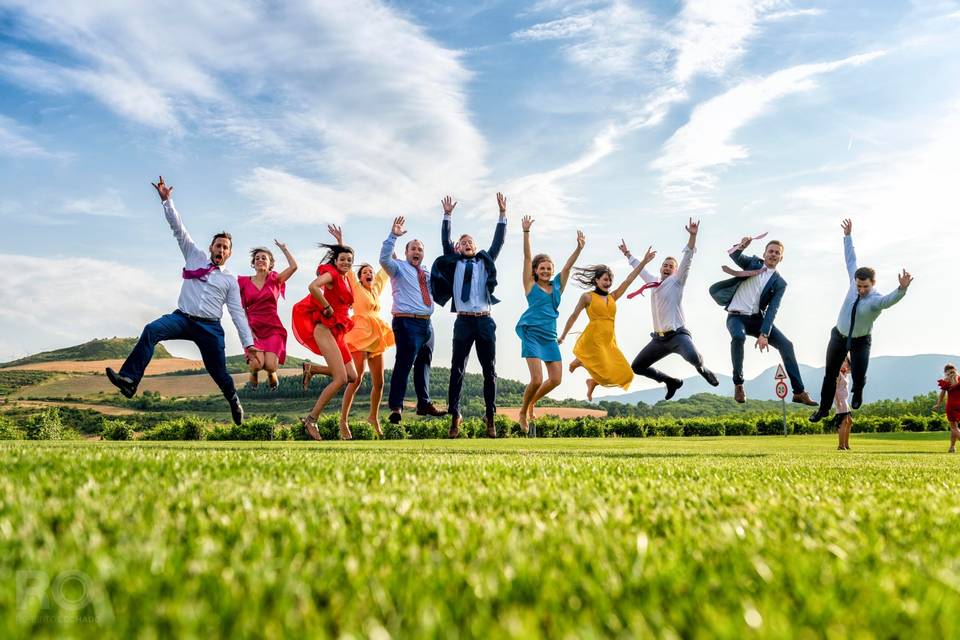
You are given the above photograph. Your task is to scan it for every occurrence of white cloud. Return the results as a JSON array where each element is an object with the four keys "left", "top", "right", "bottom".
[
  {"left": 652, "top": 50, "right": 886, "bottom": 211},
  {"left": 0, "top": 0, "right": 489, "bottom": 223},
  {"left": 0, "top": 114, "right": 64, "bottom": 159}
]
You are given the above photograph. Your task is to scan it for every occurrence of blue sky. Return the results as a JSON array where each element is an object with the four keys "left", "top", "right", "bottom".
[{"left": 2, "top": 0, "right": 958, "bottom": 401}]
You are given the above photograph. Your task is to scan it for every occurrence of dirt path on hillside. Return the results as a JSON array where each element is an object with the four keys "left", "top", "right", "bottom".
[{"left": 5, "top": 399, "right": 139, "bottom": 415}]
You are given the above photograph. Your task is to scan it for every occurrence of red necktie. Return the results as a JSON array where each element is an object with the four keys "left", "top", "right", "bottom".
[
  {"left": 722, "top": 265, "right": 767, "bottom": 278},
  {"left": 417, "top": 269, "right": 432, "bottom": 306},
  {"left": 183, "top": 264, "right": 216, "bottom": 281},
  {"left": 627, "top": 281, "right": 660, "bottom": 299}
]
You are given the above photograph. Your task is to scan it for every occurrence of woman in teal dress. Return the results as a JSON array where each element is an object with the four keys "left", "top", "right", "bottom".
[{"left": 515, "top": 215, "right": 585, "bottom": 434}]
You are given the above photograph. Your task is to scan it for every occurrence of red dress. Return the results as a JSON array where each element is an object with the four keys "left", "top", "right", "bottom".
[
  {"left": 939, "top": 379, "right": 960, "bottom": 422},
  {"left": 238, "top": 271, "right": 287, "bottom": 364},
  {"left": 292, "top": 264, "right": 354, "bottom": 364}
]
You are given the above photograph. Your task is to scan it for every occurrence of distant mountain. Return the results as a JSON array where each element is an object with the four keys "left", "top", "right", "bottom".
[
  {"left": 598, "top": 354, "right": 959, "bottom": 405},
  {"left": 0, "top": 337, "right": 171, "bottom": 368}
]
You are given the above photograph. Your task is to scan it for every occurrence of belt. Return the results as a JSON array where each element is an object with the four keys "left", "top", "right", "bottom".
[
  {"left": 457, "top": 311, "right": 490, "bottom": 317},
  {"left": 176, "top": 309, "right": 217, "bottom": 323},
  {"left": 653, "top": 328, "right": 680, "bottom": 338},
  {"left": 393, "top": 313, "right": 431, "bottom": 320},
  {"left": 727, "top": 311, "right": 760, "bottom": 317}
]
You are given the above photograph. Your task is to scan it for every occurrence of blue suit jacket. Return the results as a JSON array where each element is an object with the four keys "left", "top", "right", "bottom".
[
  {"left": 430, "top": 217, "right": 505, "bottom": 312},
  {"left": 708, "top": 250, "right": 786, "bottom": 336}
]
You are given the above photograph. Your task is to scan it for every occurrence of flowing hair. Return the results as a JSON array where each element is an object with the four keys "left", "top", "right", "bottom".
[
  {"left": 571, "top": 264, "right": 612, "bottom": 289},
  {"left": 317, "top": 243, "right": 354, "bottom": 266},
  {"left": 531, "top": 254, "right": 553, "bottom": 281}
]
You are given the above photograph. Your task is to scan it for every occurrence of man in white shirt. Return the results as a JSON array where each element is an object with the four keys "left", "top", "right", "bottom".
[
  {"left": 106, "top": 177, "right": 259, "bottom": 425},
  {"left": 625, "top": 219, "right": 719, "bottom": 399}
]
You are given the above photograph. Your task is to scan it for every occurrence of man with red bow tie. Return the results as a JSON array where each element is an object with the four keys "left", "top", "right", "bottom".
[
  {"left": 623, "top": 218, "right": 719, "bottom": 400},
  {"left": 106, "top": 176, "right": 259, "bottom": 425}
]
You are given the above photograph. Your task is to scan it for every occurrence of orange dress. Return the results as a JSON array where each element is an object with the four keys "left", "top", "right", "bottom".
[
  {"left": 291, "top": 263, "right": 354, "bottom": 364},
  {"left": 345, "top": 268, "right": 395, "bottom": 355}
]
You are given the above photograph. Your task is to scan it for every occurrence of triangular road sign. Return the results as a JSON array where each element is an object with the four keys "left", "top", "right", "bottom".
[{"left": 774, "top": 364, "right": 787, "bottom": 380}]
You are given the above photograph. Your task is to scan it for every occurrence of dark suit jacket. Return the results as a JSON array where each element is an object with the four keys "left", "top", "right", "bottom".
[
  {"left": 708, "top": 249, "right": 786, "bottom": 336},
  {"left": 430, "top": 217, "right": 506, "bottom": 312}
]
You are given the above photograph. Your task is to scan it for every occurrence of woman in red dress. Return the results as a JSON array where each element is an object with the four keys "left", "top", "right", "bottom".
[
  {"left": 291, "top": 225, "right": 358, "bottom": 440},
  {"left": 933, "top": 363, "right": 960, "bottom": 453},
  {"left": 237, "top": 240, "right": 298, "bottom": 389}
]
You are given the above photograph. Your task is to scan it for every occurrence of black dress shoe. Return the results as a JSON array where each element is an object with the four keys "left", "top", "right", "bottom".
[
  {"left": 664, "top": 378, "right": 683, "bottom": 401},
  {"left": 851, "top": 389, "right": 863, "bottom": 410},
  {"left": 105, "top": 367, "right": 137, "bottom": 398},
  {"left": 699, "top": 367, "right": 720, "bottom": 387},
  {"left": 809, "top": 409, "right": 829, "bottom": 423},
  {"left": 228, "top": 394, "right": 244, "bottom": 426},
  {"left": 388, "top": 410, "right": 402, "bottom": 425},
  {"left": 416, "top": 402, "right": 447, "bottom": 417}
]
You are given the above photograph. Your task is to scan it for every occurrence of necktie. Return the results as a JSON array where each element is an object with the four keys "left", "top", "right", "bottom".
[
  {"left": 461, "top": 259, "right": 474, "bottom": 303},
  {"left": 722, "top": 265, "right": 768, "bottom": 278},
  {"left": 846, "top": 295, "right": 861, "bottom": 350},
  {"left": 183, "top": 263, "right": 216, "bottom": 281},
  {"left": 627, "top": 281, "right": 660, "bottom": 299},
  {"left": 417, "top": 269, "right": 432, "bottom": 307}
]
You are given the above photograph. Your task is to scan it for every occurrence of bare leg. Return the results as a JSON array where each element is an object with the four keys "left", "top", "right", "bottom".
[
  {"left": 950, "top": 421, "right": 958, "bottom": 452},
  {"left": 842, "top": 415, "right": 852, "bottom": 450},
  {"left": 569, "top": 358, "right": 582, "bottom": 373},
  {"left": 367, "top": 353, "right": 385, "bottom": 437},
  {"left": 302, "top": 361, "right": 334, "bottom": 390},
  {"left": 339, "top": 351, "right": 367, "bottom": 432},
  {"left": 248, "top": 350, "right": 263, "bottom": 387},
  {"left": 586, "top": 378, "right": 598, "bottom": 402},
  {"left": 519, "top": 358, "right": 544, "bottom": 434},
  {"left": 529, "top": 361, "right": 563, "bottom": 419},
  {"left": 262, "top": 352, "right": 279, "bottom": 389},
  {"left": 307, "top": 327, "right": 355, "bottom": 440}
]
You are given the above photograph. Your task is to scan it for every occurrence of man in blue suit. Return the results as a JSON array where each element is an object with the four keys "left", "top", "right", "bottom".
[
  {"left": 431, "top": 193, "right": 507, "bottom": 438},
  {"left": 709, "top": 236, "right": 817, "bottom": 405}
]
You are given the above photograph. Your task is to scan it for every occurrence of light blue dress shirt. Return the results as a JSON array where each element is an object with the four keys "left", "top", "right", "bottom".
[
  {"left": 379, "top": 233, "right": 435, "bottom": 316},
  {"left": 835, "top": 235, "right": 906, "bottom": 338}
]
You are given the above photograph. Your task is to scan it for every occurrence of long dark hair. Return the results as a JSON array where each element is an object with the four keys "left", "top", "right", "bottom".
[
  {"left": 571, "top": 264, "right": 612, "bottom": 289},
  {"left": 318, "top": 243, "right": 354, "bottom": 266}
]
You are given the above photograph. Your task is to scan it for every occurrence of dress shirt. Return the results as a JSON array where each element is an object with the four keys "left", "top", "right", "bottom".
[
  {"left": 834, "top": 235, "right": 906, "bottom": 337},
  {"left": 453, "top": 257, "right": 489, "bottom": 313},
  {"left": 727, "top": 264, "right": 775, "bottom": 315},
  {"left": 379, "top": 233, "right": 435, "bottom": 316},
  {"left": 163, "top": 199, "right": 254, "bottom": 347},
  {"left": 631, "top": 246, "right": 694, "bottom": 333}
]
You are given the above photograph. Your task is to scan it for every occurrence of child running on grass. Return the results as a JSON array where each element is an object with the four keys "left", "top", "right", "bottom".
[
  {"left": 933, "top": 363, "right": 960, "bottom": 453},
  {"left": 834, "top": 356, "right": 852, "bottom": 450}
]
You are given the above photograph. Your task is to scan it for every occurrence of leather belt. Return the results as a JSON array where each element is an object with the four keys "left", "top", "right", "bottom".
[
  {"left": 176, "top": 309, "right": 217, "bottom": 323},
  {"left": 457, "top": 311, "right": 491, "bottom": 317},
  {"left": 393, "top": 313, "right": 431, "bottom": 320}
]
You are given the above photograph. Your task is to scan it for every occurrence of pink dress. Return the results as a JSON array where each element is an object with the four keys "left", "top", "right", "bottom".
[{"left": 238, "top": 271, "right": 288, "bottom": 364}]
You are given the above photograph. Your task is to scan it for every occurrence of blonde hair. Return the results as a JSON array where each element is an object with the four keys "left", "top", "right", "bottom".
[{"left": 945, "top": 363, "right": 958, "bottom": 383}]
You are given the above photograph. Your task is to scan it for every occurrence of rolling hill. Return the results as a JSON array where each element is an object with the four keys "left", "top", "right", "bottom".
[{"left": 0, "top": 337, "right": 172, "bottom": 368}]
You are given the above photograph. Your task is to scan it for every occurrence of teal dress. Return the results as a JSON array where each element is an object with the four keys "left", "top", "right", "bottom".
[{"left": 515, "top": 274, "right": 563, "bottom": 362}]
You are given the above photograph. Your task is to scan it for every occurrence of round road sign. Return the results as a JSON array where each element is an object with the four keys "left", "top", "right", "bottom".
[{"left": 775, "top": 381, "right": 788, "bottom": 399}]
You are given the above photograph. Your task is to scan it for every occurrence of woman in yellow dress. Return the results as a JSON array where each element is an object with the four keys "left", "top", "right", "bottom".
[{"left": 559, "top": 242, "right": 656, "bottom": 401}]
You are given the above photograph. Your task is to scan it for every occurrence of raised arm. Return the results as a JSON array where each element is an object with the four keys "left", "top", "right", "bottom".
[
  {"left": 380, "top": 217, "right": 405, "bottom": 277},
  {"left": 729, "top": 235, "right": 756, "bottom": 269},
  {"left": 441, "top": 196, "right": 457, "bottom": 256},
  {"left": 842, "top": 219, "right": 856, "bottom": 281},
  {"left": 612, "top": 242, "right": 656, "bottom": 300},
  {"left": 152, "top": 176, "right": 205, "bottom": 263},
  {"left": 675, "top": 218, "right": 698, "bottom": 284},
  {"left": 878, "top": 269, "right": 912, "bottom": 309},
  {"left": 558, "top": 292, "right": 591, "bottom": 345},
  {"left": 559, "top": 230, "right": 586, "bottom": 291},
  {"left": 274, "top": 239, "right": 298, "bottom": 283},
  {"left": 521, "top": 215, "right": 534, "bottom": 295},
  {"left": 487, "top": 192, "right": 507, "bottom": 260}
]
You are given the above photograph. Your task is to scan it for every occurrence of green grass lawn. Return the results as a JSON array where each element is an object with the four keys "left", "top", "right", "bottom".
[{"left": 3, "top": 434, "right": 959, "bottom": 638}]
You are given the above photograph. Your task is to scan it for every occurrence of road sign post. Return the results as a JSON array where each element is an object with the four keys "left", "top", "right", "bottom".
[{"left": 774, "top": 365, "right": 788, "bottom": 436}]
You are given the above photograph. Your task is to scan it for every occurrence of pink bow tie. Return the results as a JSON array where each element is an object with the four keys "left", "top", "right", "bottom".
[
  {"left": 627, "top": 281, "right": 660, "bottom": 299},
  {"left": 183, "top": 264, "right": 217, "bottom": 281}
]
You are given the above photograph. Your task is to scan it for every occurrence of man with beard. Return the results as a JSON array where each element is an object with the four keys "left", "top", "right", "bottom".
[{"left": 106, "top": 177, "right": 259, "bottom": 425}]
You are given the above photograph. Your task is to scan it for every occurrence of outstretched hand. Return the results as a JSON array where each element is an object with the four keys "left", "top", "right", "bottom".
[
  {"left": 576, "top": 230, "right": 585, "bottom": 249},
  {"left": 642, "top": 245, "right": 656, "bottom": 265},
  {"left": 618, "top": 239, "right": 630, "bottom": 257},
  {"left": 274, "top": 239, "right": 288, "bottom": 252},
  {"left": 441, "top": 196, "right": 457, "bottom": 215},
  {"left": 391, "top": 216, "right": 407, "bottom": 237},
  {"left": 841, "top": 218, "right": 852, "bottom": 236},
  {"left": 685, "top": 217, "right": 700, "bottom": 235},
  {"left": 327, "top": 224, "right": 343, "bottom": 245},
  {"left": 755, "top": 335, "right": 769, "bottom": 352},
  {"left": 737, "top": 236, "right": 752, "bottom": 250},
  {"left": 898, "top": 269, "right": 913, "bottom": 290},
  {"left": 496, "top": 192, "right": 507, "bottom": 215},
  {"left": 151, "top": 176, "right": 173, "bottom": 202},
  {"left": 521, "top": 215, "right": 534, "bottom": 232}
]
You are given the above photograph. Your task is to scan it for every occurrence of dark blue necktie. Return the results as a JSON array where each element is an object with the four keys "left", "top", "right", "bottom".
[
  {"left": 461, "top": 259, "right": 475, "bottom": 303},
  {"left": 846, "top": 294, "right": 860, "bottom": 350}
]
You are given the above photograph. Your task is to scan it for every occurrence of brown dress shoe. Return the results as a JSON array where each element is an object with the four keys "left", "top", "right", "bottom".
[
  {"left": 448, "top": 415, "right": 462, "bottom": 439},
  {"left": 792, "top": 391, "right": 818, "bottom": 406},
  {"left": 417, "top": 402, "right": 447, "bottom": 417},
  {"left": 484, "top": 415, "right": 497, "bottom": 439},
  {"left": 734, "top": 384, "right": 746, "bottom": 403}
]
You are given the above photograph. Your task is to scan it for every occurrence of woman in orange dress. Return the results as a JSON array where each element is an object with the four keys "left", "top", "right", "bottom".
[{"left": 291, "top": 224, "right": 357, "bottom": 440}]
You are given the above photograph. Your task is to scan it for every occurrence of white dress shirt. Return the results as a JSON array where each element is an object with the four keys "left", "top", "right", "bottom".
[
  {"left": 163, "top": 199, "right": 255, "bottom": 347},
  {"left": 631, "top": 246, "right": 694, "bottom": 333},
  {"left": 727, "top": 266, "right": 775, "bottom": 315},
  {"left": 453, "top": 258, "right": 490, "bottom": 313}
]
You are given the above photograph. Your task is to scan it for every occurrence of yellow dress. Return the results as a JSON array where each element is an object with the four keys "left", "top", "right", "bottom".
[
  {"left": 573, "top": 292, "right": 634, "bottom": 389},
  {"left": 345, "top": 269, "right": 395, "bottom": 355}
]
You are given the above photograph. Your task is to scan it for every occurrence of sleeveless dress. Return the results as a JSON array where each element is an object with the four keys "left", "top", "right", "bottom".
[
  {"left": 291, "top": 264, "right": 354, "bottom": 364},
  {"left": 573, "top": 292, "right": 633, "bottom": 389},
  {"left": 237, "top": 271, "right": 288, "bottom": 364},
  {"left": 939, "top": 378, "right": 960, "bottom": 422},
  {"left": 515, "top": 274, "right": 562, "bottom": 362},
  {"left": 345, "top": 268, "right": 395, "bottom": 355}
]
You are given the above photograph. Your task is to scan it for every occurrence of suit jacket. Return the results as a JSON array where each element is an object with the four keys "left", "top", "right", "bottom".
[
  {"left": 430, "top": 217, "right": 506, "bottom": 312},
  {"left": 708, "top": 249, "right": 786, "bottom": 336}
]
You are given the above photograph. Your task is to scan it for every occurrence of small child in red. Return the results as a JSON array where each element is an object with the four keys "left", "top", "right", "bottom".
[{"left": 933, "top": 363, "right": 960, "bottom": 453}]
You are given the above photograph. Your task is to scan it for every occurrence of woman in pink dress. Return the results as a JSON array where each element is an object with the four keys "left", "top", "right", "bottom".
[{"left": 237, "top": 240, "right": 298, "bottom": 389}]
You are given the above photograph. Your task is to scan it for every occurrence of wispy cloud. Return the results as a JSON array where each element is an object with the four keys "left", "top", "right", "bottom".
[
  {"left": 0, "top": 114, "right": 65, "bottom": 159},
  {"left": 0, "top": 0, "right": 489, "bottom": 223},
  {"left": 61, "top": 189, "right": 130, "bottom": 218},
  {"left": 652, "top": 50, "right": 886, "bottom": 212}
]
